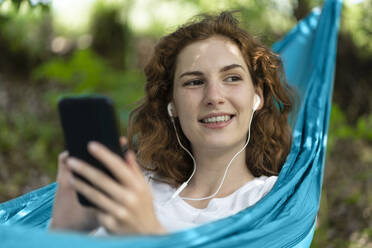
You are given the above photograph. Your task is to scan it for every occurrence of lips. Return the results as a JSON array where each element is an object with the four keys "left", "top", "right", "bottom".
[
  {"left": 199, "top": 115, "right": 235, "bottom": 129},
  {"left": 198, "top": 112, "right": 235, "bottom": 122},
  {"left": 200, "top": 115, "right": 232, "bottom": 123}
]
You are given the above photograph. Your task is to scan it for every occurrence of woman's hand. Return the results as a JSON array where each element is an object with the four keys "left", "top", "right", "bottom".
[
  {"left": 49, "top": 151, "right": 98, "bottom": 232},
  {"left": 66, "top": 137, "right": 167, "bottom": 235}
]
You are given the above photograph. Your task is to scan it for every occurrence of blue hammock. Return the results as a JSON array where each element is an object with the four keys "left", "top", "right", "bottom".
[{"left": 0, "top": 0, "right": 342, "bottom": 247}]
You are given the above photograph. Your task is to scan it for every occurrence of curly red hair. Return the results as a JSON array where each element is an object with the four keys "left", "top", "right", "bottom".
[{"left": 127, "top": 11, "right": 297, "bottom": 187}]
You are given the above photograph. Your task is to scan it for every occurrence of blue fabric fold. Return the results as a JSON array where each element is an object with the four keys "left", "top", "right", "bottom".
[{"left": 0, "top": 0, "right": 342, "bottom": 247}]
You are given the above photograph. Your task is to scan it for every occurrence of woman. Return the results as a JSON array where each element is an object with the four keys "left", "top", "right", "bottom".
[{"left": 49, "top": 11, "right": 295, "bottom": 235}]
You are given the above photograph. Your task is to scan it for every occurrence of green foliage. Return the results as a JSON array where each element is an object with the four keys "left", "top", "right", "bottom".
[
  {"left": 348, "top": 228, "right": 372, "bottom": 248},
  {"left": 32, "top": 48, "right": 146, "bottom": 127},
  {"left": 0, "top": 47, "right": 146, "bottom": 199},
  {"left": 312, "top": 224, "right": 352, "bottom": 248},
  {"left": 0, "top": 0, "right": 52, "bottom": 76},
  {"left": 34, "top": 49, "right": 117, "bottom": 90},
  {"left": 343, "top": 0, "right": 372, "bottom": 56},
  {"left": 0, "top": 0, "right": 50, "bottom": 10},
  {"left": 125, "top": 0, "right": 296, "bottom": 44},
  {"left": 327, "top": 104, "right": 353, "bottom": 150},
  {"left": 355, "top": 114, "right": 372, "bottom": 140},
  {"left": 0, "top": 106, "right": 61, "bottom": 198},
  {"left": 327, "top": 103, "right": 372, "bottom": 152},
  {"left": 312, "top": 103, "right": 372, "bottom": 247},
  {"left": 0, "top": 1, "right": 49, "bottom": 41}
]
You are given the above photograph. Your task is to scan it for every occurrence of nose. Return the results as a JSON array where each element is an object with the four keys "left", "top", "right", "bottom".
[{"left": 202, "top": 81, "right": 225, "bottom": 106}]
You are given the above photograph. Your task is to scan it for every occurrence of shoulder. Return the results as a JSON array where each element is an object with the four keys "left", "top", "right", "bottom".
[
  {"left": 230, "top": 175, "right": 278, "bottom": 203},
  {"left": 219, "top": 175, "right": 277, "bottom": 214},
  {"left": 247, "top": 175, "right": 278, "bottom": 197}
]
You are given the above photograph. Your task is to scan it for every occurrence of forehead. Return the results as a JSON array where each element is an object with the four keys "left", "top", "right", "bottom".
[{"left": 174, "top": 36, "right": 247, "bottom": 74}]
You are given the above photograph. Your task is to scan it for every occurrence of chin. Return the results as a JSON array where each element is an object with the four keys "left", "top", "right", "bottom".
[
  {"left": 203, "top": 135, "right": 247, "bottom": 149},
  {"left": 202, "top": 139, "right": 236, "bottom": 149}
]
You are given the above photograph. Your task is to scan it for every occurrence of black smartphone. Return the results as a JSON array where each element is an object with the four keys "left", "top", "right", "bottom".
[{"left": 58, "top": 95, "right": 126, "bottom": 208}]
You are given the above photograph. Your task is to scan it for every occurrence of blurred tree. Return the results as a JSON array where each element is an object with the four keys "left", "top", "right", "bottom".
[
  {"left": 0, "top": 0, "right": 52, "bottom": 78},
  {"left": 334, "top": 32, "right": 372, "bottom": 123},
  {"left": 90, "top": 4, "right": 128, "bottom": 69}
]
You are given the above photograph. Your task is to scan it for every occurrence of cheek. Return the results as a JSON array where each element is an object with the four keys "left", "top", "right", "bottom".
[
  {"left": 174, "top": 91, "right": 200, "bottom": 117},
  {"left": 176, "top": 108, "right": 196, "bottom": 143},
  {"left": 174, "top": 93, "right": 200, "bottom": 138},
  {"left": 232, "top": 90, "right": 255, "bottom": 120},
  {"left": 237, "top": 94, "right": 253, "bottom": 110},
  {"left": 177, "top": 99, "right": 197, "bottom": 125}
]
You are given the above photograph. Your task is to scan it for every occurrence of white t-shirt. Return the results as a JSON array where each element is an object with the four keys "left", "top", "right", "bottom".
[{"left": 94, "top": 173, "right": 277, "bottom": 236}]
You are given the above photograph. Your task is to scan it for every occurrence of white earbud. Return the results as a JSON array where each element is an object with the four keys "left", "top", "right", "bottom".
[
  {"left": 167, "top": 102, "right": 174, "bottom": 122},
  {"left": 167, "top": 103, "right": 173, "bottom": 118},
  {"left": 253, "top": 94, "right": 260, "bottom": 111}
]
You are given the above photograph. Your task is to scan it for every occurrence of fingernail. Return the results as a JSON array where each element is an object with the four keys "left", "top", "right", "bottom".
[
  {"left": 67, "top": 158, "right": 79, "bottom": 169},
  {"left": 88, "top": 141, "right": 99, "bottom": 151}
]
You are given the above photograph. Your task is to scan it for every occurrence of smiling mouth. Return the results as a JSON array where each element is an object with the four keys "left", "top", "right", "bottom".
[{"left": 199, "top": 115, "right": 235, "bottom": 124}]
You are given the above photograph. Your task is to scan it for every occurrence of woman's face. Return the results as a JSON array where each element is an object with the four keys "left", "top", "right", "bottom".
[{"left": 172, "top": 35, "right": 261, "bottom": 152}]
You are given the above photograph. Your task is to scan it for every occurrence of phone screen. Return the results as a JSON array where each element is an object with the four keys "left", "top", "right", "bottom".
[{"left": 58, "top": 95, "right": 124, "bottom": 208}]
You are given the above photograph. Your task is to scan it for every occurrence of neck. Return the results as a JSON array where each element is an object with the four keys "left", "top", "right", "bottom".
[{"left": 182, "top": 141, "right": 254, "bottom": 198}]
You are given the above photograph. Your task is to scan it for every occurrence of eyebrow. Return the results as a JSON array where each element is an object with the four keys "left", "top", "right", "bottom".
[{"left": 178, "top": 64, "right": 245, "bottom": 79}]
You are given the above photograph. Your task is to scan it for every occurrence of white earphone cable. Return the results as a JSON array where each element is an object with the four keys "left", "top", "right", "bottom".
[{"left": 168, "top": 108, "right": 256, "bottom": 202}]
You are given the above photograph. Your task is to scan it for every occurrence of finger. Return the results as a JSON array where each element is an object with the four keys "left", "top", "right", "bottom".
[
  {"left": 67, "top": 157, "right": 131, "bottom": 204},
  {"left": 97, "top": 212, "right": 118, "bottom": 234},
  {"left": 96, "top": 211, "right": 130, "bottom": 235},
  {"left": 58, "top": 151, "right": 69, "bottom": 172},
  {"left": 87, "top": 142, "right": 138, "bottom": 187},
  {"left": 57, "top": 151, "right": 71, "bottom": 182},
  {"left": 69, "top": 175, "right": 128, "bottom": 222},
  {"left": 120, "top": 136, "right": 128, "bottom": 147},
  {"left": 125, "top": 150, "right": 143, "bottom": 177},
  {"left": 58, "top": 151, "right": 69, "bottom": 164}
]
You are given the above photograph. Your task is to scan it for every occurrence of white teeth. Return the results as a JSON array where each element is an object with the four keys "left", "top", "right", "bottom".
[{"left": 202, "top": 115, "right": 232, "bottom": 123}]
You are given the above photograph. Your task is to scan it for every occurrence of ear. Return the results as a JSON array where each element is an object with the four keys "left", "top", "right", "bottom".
[{"left": 254, "top": 88, "right": 264, "bottom": 111}]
